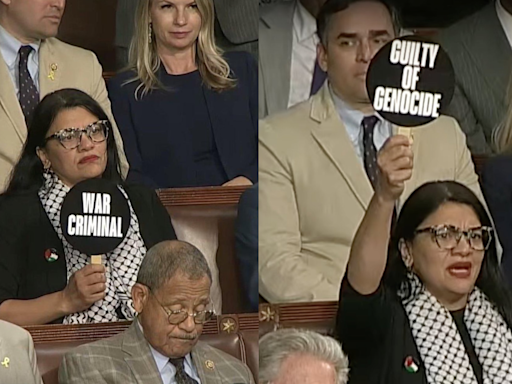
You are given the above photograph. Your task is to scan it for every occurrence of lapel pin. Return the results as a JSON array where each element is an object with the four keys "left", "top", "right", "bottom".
[
  {"left": 44, "top": 248, "right": 59, "bottom": 262},
  {"left": 205, "top": 360, "right": 215, "bottom": 370},
  {"left": 404, "top": 356, "right": 419, "bottom": 373},
  {"left": 1, "top": 357, "right": 9, "bottom": 368},
  {"left": 48, "top": 63, "right": 57, "bottom": 81}
]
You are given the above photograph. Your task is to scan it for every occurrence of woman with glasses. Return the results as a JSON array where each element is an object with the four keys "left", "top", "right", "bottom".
[
  {"left": 0, "top": 88, "right": 176, "bottom": 326},
  {"left": 336, "top": 178, "right": 512, "bottom": 383}
]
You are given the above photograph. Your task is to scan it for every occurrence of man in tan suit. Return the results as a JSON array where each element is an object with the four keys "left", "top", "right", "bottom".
[
  {"left": 59, "top": 241, "right": 254, "bottom": 384},
  {"left": 0, "top": 320, "right": 43, "bottom": 384},
  {"left": 259, "top": 0, "right": 485, "bottom": 303},
  {"left": 0, "top": 0, "right": 128, "bottom": 190}
]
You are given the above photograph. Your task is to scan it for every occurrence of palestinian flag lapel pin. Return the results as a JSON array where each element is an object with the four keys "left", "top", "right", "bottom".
[
  {"left": 404, "top": 356, "right": 419, "bottom": 373},
  {"left": 45, "top": 248, "right": 59, "bottom": 262}
]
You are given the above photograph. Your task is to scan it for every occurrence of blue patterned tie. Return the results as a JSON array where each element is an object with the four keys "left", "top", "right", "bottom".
[
  {"left": 18, "top": 45, "right": 39, "bottom": 125},
  {"left": 362, "top": 116, "right": 380, "bottom": 190}
]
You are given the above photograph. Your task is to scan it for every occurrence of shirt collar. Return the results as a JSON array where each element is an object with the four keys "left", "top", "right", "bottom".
[
  {"left": 0, "top": 24, "right": 41, "bottom": 69},
  {"left": 329, "top": 84, "right": 388, "bottom": 138},
  {"left": 138, "top": 320, "right": 194, "bottom": 375},
  {"left": 293, "top": 1, "right": 318, "bottom": 43}
]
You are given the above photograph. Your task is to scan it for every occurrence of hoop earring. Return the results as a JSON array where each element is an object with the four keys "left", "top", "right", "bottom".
[{"left": 148, "top": 22, "right": 152, "bottom": 44}]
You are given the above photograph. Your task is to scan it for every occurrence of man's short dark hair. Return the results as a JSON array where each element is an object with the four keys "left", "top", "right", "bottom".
[
  {"left": 136, "top": 240, "right": 212, "bottom": 292},
  {"left": 317, "top": 0, "right": 401, "bottom": 45}
]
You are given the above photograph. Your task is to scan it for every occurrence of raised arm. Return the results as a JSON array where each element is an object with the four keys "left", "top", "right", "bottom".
[{"left": 347, "top": 135, "right": 413, "bottom": 295}]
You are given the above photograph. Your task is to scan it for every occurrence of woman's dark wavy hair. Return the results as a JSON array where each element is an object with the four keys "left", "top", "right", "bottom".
[
  {"left": 383, "top": 181, "right": 512, "bottom": 328},
  {"left": 2, "top": 88, "right": 123, "bottom": 196}
]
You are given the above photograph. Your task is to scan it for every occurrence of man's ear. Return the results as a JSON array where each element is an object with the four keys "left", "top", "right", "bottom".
[
  {"left": 399, "top": 239, "right": 413, "bottom": 269},
  {"left": 317, "top": 42, "right": 328, "bottom": 73},
  {"left": 132, "top": 283, "right": 149, "bottom": 313}
]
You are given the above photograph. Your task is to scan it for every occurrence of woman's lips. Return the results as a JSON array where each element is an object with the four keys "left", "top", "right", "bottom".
[
  {"left": 171, "top": 31, "right": 190, "bottom": 39},
  {"left": 79, "top": 155, "right": 99, "bottom": 164},
  {"left": 447, "top": 262, "right": 472, "bottom": 279}
]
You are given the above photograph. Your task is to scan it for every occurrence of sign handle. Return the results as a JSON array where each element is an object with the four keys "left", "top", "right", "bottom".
[{"left": 91, "top": 255, "right": 103, "bottom": 265}]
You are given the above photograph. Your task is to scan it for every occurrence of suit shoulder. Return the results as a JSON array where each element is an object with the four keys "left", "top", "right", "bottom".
[
  {"left": 260, "top": 101, "right": 314, "bottom": 139},
  {"left": 46, "top": 38, "right": 97, "bottom": 60},
  {"left": 260, "top": 0, "right": 293, "bottom": 24},
  {"left": 0, "top": 320, "right": 31, "bottom": 345},
  {"left": 64, "top": 331, "right": 124, "bottom": 358},
  {"left": 0, "top": 192, "right": 40, "bottom": 216},
  {"left": 438, "top": 4, "right": 490, "bottom": 46},
  {"left": 482, "top": 154, "right": 512, "bottom": 179}
]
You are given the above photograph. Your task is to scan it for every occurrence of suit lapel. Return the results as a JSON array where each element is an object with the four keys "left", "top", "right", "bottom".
[
  {"left": 0, "top": 50, "right": 26, "bottom": 143},
  {"left": 191, "top": 343, "right": 222, "bottom": 384},
  {"left": 465, "top": 3, "right": 511, "bottom": 104},
  {"left": 310, "top": 85, "right": 373, "bottom": 209},
  {"left": 260, "top": 1, "right": 294, "bottom": 114},
  {"left": 39, "top": 39, "right": 61, "bottom": 97},
  {"left": 122, "top": 320, "right": 163, "bottom": 384}
]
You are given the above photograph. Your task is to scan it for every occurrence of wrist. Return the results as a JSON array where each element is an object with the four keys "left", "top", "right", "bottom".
[{"left": 57, "top": 290, "right": 71, "bottom": 316}]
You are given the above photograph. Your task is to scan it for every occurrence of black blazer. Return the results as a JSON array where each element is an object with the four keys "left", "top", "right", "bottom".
[
  {"left": 107, "top": 51, "right": 258, "bottom": 188},
  {"left": 481, "top": 154, "right": 512, "bottom": 284},
  {"left": 337, "top": 278, "right": 428, "bottom": 384},
  {"left": 0, "top": 184, "right": 176, "bottom": 323}
]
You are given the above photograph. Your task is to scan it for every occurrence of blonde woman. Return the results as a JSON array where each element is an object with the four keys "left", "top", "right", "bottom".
[
  {"left": 481, "top": 100, "right": 512, "bottom": 285},
  {"left": 108, "top": 0, "right": 257, "bottom": 188}
]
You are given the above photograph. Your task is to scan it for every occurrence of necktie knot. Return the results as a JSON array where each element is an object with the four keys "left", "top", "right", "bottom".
[
  {"left": 170, "top": 357, "right": 185, "bottom": 370},
  {"left": 19, "top": 45, "right": 33, "bottom": 62},
  {"left": 362, "top": 115, "right": 379, "bottom": 135}
]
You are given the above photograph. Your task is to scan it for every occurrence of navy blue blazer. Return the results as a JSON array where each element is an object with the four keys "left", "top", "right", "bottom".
[
  {"left": 107, "top": 51, "right": 258, "bottom": 188},
  {"left": 481, "top": 154, "right": 512, "bottom": 284}
]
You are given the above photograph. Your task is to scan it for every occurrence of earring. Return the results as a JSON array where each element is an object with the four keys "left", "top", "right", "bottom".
[{"left": 148, "top": 22, "right": 152, "bottom": 44}]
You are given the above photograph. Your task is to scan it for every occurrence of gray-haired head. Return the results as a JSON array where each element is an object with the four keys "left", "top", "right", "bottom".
[
  {"left": 136, "top": 240, "right": 212, "bottom": 292},
  {"left": 259, "top": 328, "right": 349, "bottom": 384}
]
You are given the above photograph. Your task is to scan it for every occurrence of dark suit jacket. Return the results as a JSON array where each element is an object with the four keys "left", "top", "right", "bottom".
[
  {"left": 108, "top": 51, "right": 258, "bottom": 188},
  {"left": 0, "top": 184, "right": 176, "bottom": 323},
  {"left": 438, "top": 3, "right": 512, "bottom": 155},
  {"left": 481, "top": 154, "right": 512, "bottom": 284}
]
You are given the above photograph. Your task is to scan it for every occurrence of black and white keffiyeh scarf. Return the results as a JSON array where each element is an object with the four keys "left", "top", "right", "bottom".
[
  {"left": 39, "top": 172, "right": 147, "bottom": 324},
  {"left": 398, "top": 272, "right": 512, "bottom": 383}
]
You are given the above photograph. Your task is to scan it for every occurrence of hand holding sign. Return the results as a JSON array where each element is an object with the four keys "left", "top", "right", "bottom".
[
  {"left": 62, "top": 264, "right": 107, "bottom": 314},
  {"left": 366, "top": 35, "right": 455, "bottom": 127},
  {"left": 376, "top": 135, "right": 414, "bottom": 202}
]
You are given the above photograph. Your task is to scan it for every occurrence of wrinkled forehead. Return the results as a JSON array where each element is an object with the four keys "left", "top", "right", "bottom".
[{"left": 156, "top": 273, "right": 212, "bottom": 303}]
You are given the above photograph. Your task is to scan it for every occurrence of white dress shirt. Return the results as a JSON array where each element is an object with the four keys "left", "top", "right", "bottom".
[
  {"left": 331, "top": 85, "right": 392, "bottom": 162},
  {"left": 139, "top": 322, "right": 201, "bottom": 384},
  {"left": 496, "top": 0, "right": 512, "bottom": 49},
  {"left": 0, "top": 24, "right": 40, "bottom": 97},
  {"left": 148, "top": 344, "right": 202, "bottom": 384},
  {"left": 288, "top": 1, "right": 319, "bottom": 108}
]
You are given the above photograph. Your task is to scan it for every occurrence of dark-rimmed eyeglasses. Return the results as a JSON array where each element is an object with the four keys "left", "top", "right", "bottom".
[
  {"left": 414, "top": 225, "right": 493, "bottom": 251},
  {"left": 148, "top": 288, "right": 214, "bottom": 325},
  {"left": 44, "top": 120, "right": 109, "bottom": 150}
]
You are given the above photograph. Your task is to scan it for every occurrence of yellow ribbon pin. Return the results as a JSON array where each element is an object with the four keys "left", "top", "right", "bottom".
[
  {"left": 1, "top": 357, "right": 9, "bottom": 368},
  {"left": 48, "top": 63, "right": 57, "bottom": 81},
  {"left": 205, "top": 360, "right": 215, "bottom": 370}
]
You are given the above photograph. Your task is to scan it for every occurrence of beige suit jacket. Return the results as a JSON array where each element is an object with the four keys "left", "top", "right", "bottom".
[
  {"left": 259, "top": 84, "right": 485, "bottom": 303},
  {"left": 0, "top": 37, "right": 128, "bottom": 190},
  {"left": 0, "top": 320, "right": 43, "bottom": 384},
  {"left": 58, "top": 319, "right": 255, "bottom": 384}
]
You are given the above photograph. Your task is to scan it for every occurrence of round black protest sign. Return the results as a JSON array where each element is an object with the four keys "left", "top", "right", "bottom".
[
  {"left": 60, "top": 179, "right": 130, "bottom": 255},
  {"left": 366, "top": 35, "right": 455, "bottom": 127}
]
